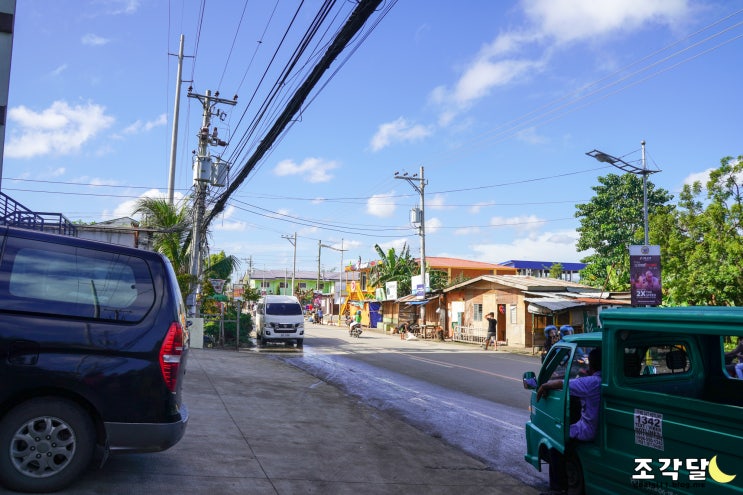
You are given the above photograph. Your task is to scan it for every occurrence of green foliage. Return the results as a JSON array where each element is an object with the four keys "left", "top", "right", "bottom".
[
  {"left": 204, "top": 251, "right": 241, "bottom": 282},
  {"left": 576, "top": 173, "right": 672, "bottom": 290},
  {"left": 203, "top": 306, "right": 253, "bottom": 347},
  {"left": 653, "top": 155, "right": 743, "bottom": 305},
  {"left": 548, "top": 263, "right": 564, "bottom": 279},
  {"left": 369, "top": 243, "right": 418, "bottom": 296},
  {"left": 133, "top": 197, "right": 193, "bottom": 276},
  {"left": 428, "top": 269, "right": 449, "bottom": 291}
]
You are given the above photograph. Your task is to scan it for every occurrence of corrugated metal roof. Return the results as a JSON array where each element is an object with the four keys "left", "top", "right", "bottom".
[
  {"left": 525, "top": 297, "right": 586, "bottom": 314},
  {"left": 499, "top": 259, "right": 586, "bottom": 271},
  {"left": 444, "top": 274, "right": 594, "bottom": 293}
]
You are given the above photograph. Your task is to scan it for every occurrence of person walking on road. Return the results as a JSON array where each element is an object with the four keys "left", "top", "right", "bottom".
[{"left": 482, "top": 312, "right": 497, "bottom": 350}]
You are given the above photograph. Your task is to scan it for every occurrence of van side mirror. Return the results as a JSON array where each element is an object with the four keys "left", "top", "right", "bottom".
[{"left": 523, "top": 371, "right": 537, "bottom": 390}]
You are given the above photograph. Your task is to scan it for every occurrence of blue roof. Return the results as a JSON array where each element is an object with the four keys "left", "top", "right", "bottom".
[{"left": 499, "top": 260, "right": 586, "bottom": 271}]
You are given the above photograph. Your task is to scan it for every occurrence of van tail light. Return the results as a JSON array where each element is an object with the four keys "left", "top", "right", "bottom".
[{"left": 159, "top": 322, "right": 184, "bottom": 393}]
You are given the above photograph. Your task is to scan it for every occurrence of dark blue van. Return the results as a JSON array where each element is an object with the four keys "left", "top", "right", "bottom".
[{"left": 0, "top": 226, "right": 189, "bottom": 493}]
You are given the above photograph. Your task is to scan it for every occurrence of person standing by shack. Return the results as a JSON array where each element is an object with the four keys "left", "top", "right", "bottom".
[{"left": 482, "top": 312, "right": 497, "bottom": 350}]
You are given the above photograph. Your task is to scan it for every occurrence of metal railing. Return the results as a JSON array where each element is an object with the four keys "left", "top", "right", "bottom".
[{"left": 0, "top": 192, "right": 77, "bottom": 236}]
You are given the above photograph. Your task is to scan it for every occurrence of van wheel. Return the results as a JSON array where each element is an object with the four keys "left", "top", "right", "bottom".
[
  {"left": 0, "top": 398, "right": 95, "bottom": 493},
  {"left": 296, "top": 339, "right": 303, "bottom": 348},
  {"left": 565, "top": 450, "right": 585, "bottom": 495}
]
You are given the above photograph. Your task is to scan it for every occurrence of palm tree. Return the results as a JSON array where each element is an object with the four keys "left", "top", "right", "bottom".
[
  {"left": 369, "top": 243, "right": 418, "bottom": 296},
  {"left": 133, "top": 197, "right": 194, "bottom": 297}
]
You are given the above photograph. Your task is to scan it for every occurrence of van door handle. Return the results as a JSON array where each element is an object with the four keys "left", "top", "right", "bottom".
[{"left": 8, "top": 340, "right": 40, "bottom": 365}]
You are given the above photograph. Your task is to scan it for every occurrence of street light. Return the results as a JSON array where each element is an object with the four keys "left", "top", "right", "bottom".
[{"left": 586, "top": 141, "right": 660, "bottom": 245}]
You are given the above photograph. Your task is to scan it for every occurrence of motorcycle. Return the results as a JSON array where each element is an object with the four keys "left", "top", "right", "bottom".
[{"left": 345, "top": 316, "right": 362, "bottom": 338}]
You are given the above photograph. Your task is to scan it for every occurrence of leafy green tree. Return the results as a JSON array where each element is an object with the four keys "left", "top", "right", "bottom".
[
  {"left": 369, "top": 243, "right": 418, "bottom": 296},
  {"left": 548, "top": 262, "right": 564, "bottom": 279},
  {"left": 653, "top": 155, "right": 743, "bottom": 305},
  {"left": 428, "top": 269, "right": 448, "bottom": 291},
  {"left": 575, "top": 173, "right": 672, "bottom": 290}
]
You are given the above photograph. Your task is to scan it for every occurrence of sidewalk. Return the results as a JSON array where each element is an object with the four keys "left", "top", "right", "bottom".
[{"left": 62, "top": 346, "right": 541, "bottom": 494}]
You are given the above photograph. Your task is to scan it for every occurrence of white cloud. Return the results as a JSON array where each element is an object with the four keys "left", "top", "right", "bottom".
[
  {"left": 370, "top": 117, "right": 432, "bottom": 151},
  {"left": 470, "top": 202, "right": 490, "bottom": 214},
  {"left": 426, "top": 217, "right": 442, "bottom": 234},
  {"left": 366, "top": 191, "right": 397, "bottom": 218},
  {"left": 122, "top": 114, "right": 167, "bottom": 135},
  {"left": 50, "top": 64, "right": 68, "bottom": 77},
  {"left": 82, "top": 34, "right": 110, "bottom": 46},
  {"left": 453, "top": 57, "right": 544, "bottom": 107},
  {"left": 523, "top": 0, "right": 688, "bottom": 45},
  {"left": 273, "top": 157, "right": 339, "bottom": 183},
  {"left": 432, "top": 0, "right": 690, "bottom": 119},
  {"left": 489, "top": 214, "right": 546, "bottom": 233},
  {"left": 470, "top": 229, "right": 585, "bottom": 263},
  {"left": 6, "top": 101, "right": 115, "bottom": 159},
  {"left": 108, "top": 0, "right": 140, "bottom": 15},
  {"left": 454, "top": 226, "right": 481, "bottom": 236},
  {"left": 428, "top": 194, "right": 450, "bottom": 210},
  {"left": 516, "top": 126, "right": 548, "bottom": 145},
  {"left": 375, "top": 238, "right": 412, "bottom": 254},
  {"left": 682, "top": 168, "right": 713, "bottom": 188},
  {"left": 106, "top": 188, "right": 181, "bottom": 221}
]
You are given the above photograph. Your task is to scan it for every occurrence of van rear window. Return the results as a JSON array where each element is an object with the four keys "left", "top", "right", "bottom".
[
  {"left": 0, "top": 238, "right": 155, "bottom": 322},
  {"left": 265, "top": 303, "right": 302, "bottom": 316}
]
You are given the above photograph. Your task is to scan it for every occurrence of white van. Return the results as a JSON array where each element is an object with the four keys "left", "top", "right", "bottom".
[{"left": 255, "top": 295, "right": 305, "bottom": 347}]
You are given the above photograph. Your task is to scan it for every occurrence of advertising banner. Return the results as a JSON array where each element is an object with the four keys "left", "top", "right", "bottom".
[{"left": 630, "top": 245, "right": 662, "bottom": 306}]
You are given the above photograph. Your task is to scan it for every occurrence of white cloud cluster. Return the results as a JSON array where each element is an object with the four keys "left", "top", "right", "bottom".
[
  {"left": 82, "top": 34, "right": 110, "bottom": 46},
  {"left": 122, "top": 114, "right": 167, "bottom": 135},
  {"left": 470, "top": 228, "right": 584, "bottom": 263},
  {"left": 489, "top": 214, "right": 546, "bottom": 233},
  {"left": 431, "top": 0, "right": 690, "bottom": 122},
  {"left": 369, "top": 117, "right": 432, "bottom": 151},
  {"left": 366, "top": 191, "right": 397, "bottom": 218},
  {"left": 6, "top": 101, "right": 115, "bottom": 159},
  {"left": 273, "top": 157, "right": 339, "bottom": 183}
]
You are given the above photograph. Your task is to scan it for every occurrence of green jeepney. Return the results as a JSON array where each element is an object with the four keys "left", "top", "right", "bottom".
[{"left": 523, "top": 306, "right": 743, "bottom": 494}]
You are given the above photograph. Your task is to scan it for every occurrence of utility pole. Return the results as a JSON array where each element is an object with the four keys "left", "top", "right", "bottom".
[
  {"left": 395, "top": 166, "right": 427, "bottom": 325},
  {"left": 319, "top": 240, "right": 346, "bottom": 324},
  {"left": 0, "top": 0, "right": 16, "bottom": 193},
  {"left": 167, "top": 34, "right": 185, "bottom": 205},
  {"left": 186, "top": 89, "right": 237, "bottom": 316},
  {"left": 282, "top": 233, "right": 297, "bottom": 297}
]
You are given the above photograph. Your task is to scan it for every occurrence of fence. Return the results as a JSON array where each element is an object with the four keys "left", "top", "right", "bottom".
[{"left": 451, "top": 324, "right": 487, "bottom": 344}]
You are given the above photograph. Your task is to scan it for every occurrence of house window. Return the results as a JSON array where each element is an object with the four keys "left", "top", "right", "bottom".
[
  {"left": 260, "top": 281, "right": 270, "bottom": 288},
  {"left": 299, "top": 282, "right": 307, "bottom": 289},
  {"left": 279, "top": 282, "right": 286, "bottom": 289},
  {"left": 474, "top": 304, "right": 483, "bottom": 322},
  {"left": 319, "top": 283, "right": 325, "bottom": 290},
  {"left": 510, "top": 304, "right": 517, "bottom": 323}
]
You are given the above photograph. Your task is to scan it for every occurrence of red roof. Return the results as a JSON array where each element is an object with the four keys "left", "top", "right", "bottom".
[{"left": 420, "top": 256, "right": 514, "bottom": 270}]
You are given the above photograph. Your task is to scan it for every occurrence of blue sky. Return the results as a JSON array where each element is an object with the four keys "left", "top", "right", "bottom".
[{"left": 3, "top": 0, "right": 742, "bottom": 279}]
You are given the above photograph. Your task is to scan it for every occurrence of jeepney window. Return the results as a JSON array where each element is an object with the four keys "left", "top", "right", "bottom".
[
  {"left": 622, "top": 344, "right": 690, "bottom": 377},
  {"left": 538, "top": 346, "right": 571, "bottom": 384},
  {"left": 568, "top": 345, "right": 598, "bottom": 379},
  {"left": 723, "top": 335, "right": 743, "bottom": 379}
]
